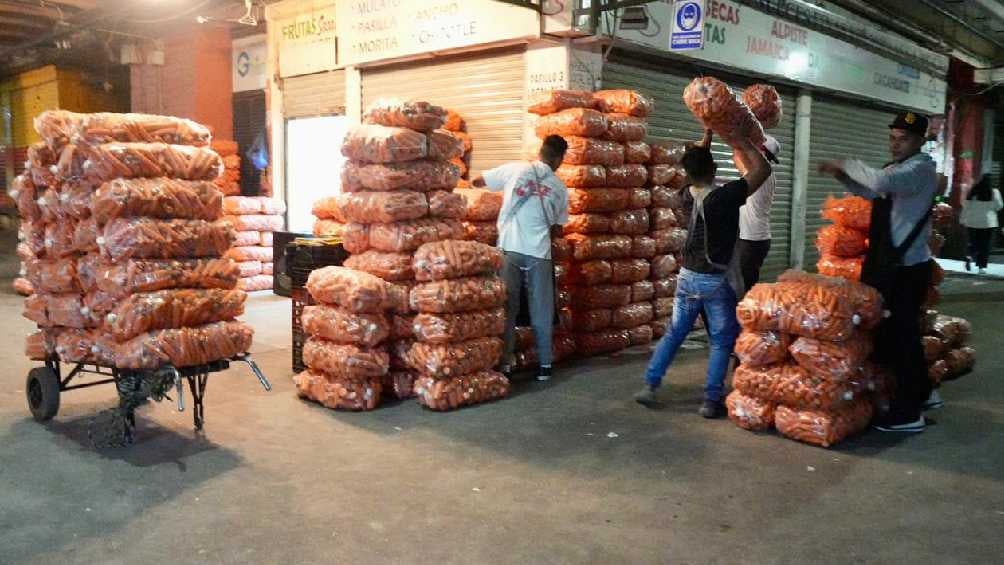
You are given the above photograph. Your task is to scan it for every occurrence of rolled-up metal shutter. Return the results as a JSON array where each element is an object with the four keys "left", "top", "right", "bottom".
[
  {"left": 233, "top": 89, "right": 266, "bottom": 195},
  {"left": 603, "top": 53, "right": 796, "bottom": 280},
  {"left": 361, "top": 47, "right": 525, "bottom": 176},
  {"left": 283, "top": 70, "right": 346, "bottom": 118},
  {"left": 805, "top": 97, "right": 896, "bottom": 269}
]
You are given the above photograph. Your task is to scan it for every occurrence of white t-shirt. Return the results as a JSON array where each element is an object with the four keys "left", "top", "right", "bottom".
[
  {"left": 483, "top": 161, "right": 569, "bottom": 260},
  {"left": 738, "top": 172, "right": 775, "bottom": 241}
]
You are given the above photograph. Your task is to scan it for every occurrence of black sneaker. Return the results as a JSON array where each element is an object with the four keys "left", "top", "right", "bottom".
[
  {"left": 874, "top": 414, "right": 926, "bottom": 433},
  {"left": 698, "top": 399, "right": 726, "bottom": 419},
  {"left": 634, "top": 386, "right": 660, "bottom": 408},
  {"left": 965, "top": 256, "right": 973, "bottom": 272},
  {"left": 536, "top": 366, "right": 552, "bottom": 382}
]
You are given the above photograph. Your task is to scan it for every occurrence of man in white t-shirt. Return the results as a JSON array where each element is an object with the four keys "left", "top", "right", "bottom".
[
  {"left": 733, "top": 134, "right": 780, "bottom": 291},
  {"left": 472, "top": 135, "right": 570, "bottom": 382}
]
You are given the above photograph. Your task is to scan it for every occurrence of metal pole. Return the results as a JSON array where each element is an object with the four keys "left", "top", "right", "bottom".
[{"left": 790, "top": 90, "right": 813, "bottom": 270}]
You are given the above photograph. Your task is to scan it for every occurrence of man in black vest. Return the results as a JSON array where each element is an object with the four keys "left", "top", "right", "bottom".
[{"left": 819, "top": 111, "right": 938, "bottom": 433}]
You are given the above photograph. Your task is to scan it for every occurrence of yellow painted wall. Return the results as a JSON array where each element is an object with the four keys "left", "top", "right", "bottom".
[
  {"left": 57, "top": 69, "right": 127, "bottom": 115},
  {"left": 0, "top": 65, "right": 127, "bottom": 147},
  {"left": 0, "top": 65, "right": 60, "bottom": 147}
]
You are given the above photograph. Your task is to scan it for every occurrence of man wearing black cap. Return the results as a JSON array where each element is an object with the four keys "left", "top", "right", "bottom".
[{"left": 819, "top": 111, "right": 937, "bottom": 433}]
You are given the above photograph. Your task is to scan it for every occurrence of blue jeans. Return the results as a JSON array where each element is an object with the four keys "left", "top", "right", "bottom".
[
  {"left": 644, "top": 268, "right": 740, "bottom": 401},
  {"left": 501, "top": 251, "right": 554, "bottom": 367}
]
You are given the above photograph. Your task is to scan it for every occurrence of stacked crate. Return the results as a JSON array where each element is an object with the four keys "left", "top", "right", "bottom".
[
  {"left": 19, "top": 110, "right": 251, "bottom": 369},
  {"left": 223, "top": 195, "right": 286, "bottom": 291},
  {"left": 325, "top": 99, "right": 470, "bottom": 406},
  {"left": 530, "top": 89, "right": 656, "bottom": 357}
]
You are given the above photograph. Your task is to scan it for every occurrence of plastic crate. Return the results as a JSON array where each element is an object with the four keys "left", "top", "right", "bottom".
[
  {"left": 291, "top": 287, "right": 315, "bottom": 374},
  {"left": 272, "top": 231, "right": 310, "bottom": 297},
  {"left": 288, "top": 240, "right": 348, "bottom": 290}
]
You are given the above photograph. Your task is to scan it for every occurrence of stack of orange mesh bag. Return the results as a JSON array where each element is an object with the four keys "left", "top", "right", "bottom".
[
  {"left": 222, "top": 195, "right": 285, "bottom": 291},
  {"left": 816, "top": 195, "right": 973, "bottom": 389},
  {"left": 293, "top": 266, "right": 405, "bottom": 410},
  {"left": 408, "top": 240, "right": 510, "bottom": 409},
  {"left": 645, "top": 140, "right": 690, "bottom": 340},
  {"left": 727, "top": 271, "right": 885, "bottom": 447},
  {"left": 17, "top": 110, "right": 251, "bottom": 369},
  {"left": 443, "top": 109, "right": 473, "bottom": 187},
  {"left": 211, "top": 140, "right": 241, "bottom": 196},
  {"left": 530, "top": 89, "right": 658, "bottom": 356},
  {"left": 923, "top": 312, "right": 975, "bottom": 387},
  {"left": 320, "top": 98, "right": 469, "bottom": 404},
  {"left": 816, "top": 195, "right": 872, "bottom": 281},
  {"left": 312, "top": 195, "right": 345, "bottom": 238}
]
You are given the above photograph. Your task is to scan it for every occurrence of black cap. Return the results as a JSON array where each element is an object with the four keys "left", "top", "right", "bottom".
[{"left": 888, "top": 111, "right": 928, "bottom": 136}]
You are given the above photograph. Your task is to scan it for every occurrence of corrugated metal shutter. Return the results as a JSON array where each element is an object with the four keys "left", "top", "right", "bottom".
[
  {"left": 283, "top": 70, "right": 346, "bottom": 118},
  {"left": 603, "top": 54, "right": 796, "bottom": 280},
  {"left": 805, "top": 97, "right": 896, "bottom": 269},
  {"left": 361, "top": 47, "right": 525, "bottom": 176},
  {"left": 233, "top": 89, "right": 266, "bottom": 195}
]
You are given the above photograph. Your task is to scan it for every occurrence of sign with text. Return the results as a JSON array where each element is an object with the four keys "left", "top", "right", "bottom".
[
  {"left": 233, "top": 35, "right": 267, "bottom": 91},
  {"left": 671, "top": 1, "right": 706, "bottom": 51},
  {"left": 608, "top": 0, "right": 946, "bottom": 113},
  {"left": 336, "top": 0, "right": 539, "bottom": 66},
  {"left": 277, "top": 5, "right": 337, "bottom": 77}
]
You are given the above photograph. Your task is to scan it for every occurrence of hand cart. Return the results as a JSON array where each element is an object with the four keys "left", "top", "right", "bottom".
[{"left": 25, "top": 354, "right": 271, "bottom": 445}]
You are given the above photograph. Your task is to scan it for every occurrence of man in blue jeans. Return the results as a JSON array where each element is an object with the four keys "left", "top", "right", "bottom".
[
  {"left": 635, "top": 130, "right": 771, "bottom": 417},
  {"left": 473, "top": 135, "right": 569, "bottom": 382}
]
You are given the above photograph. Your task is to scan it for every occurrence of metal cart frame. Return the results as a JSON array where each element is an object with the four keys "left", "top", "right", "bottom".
[{"left": 25, "top": 355, "right": 271, "bottom": 443}]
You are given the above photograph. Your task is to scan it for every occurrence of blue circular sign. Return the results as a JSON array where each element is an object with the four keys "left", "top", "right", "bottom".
[{"left": 677, "top": 2, "right": 702, "bottom": 32}]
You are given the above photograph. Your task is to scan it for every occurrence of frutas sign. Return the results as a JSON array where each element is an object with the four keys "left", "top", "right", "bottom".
[{"left": 277, "top": 5, "right": 337, "bottom": 77}]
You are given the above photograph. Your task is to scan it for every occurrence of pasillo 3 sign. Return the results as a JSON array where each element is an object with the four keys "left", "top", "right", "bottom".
[{"left": 671, "top": 0, "right": 706, "bottom": 51}]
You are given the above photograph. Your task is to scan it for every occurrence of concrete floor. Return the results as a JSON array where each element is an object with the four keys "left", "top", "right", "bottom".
[{"left": 1, "top": 230, "right": 1003, "bottom": 564}]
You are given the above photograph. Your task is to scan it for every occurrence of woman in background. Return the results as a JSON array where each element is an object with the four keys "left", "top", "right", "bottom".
[{"left": 961, "top": 174, "right": 1003, "bottom": 274}]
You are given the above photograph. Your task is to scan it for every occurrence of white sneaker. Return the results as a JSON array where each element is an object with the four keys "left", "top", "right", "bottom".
[
  {"left": 874, "top": 415, "right": 926, "bottom": 433},
  {"left": 923, "top": 389, "right": 944, "bottom": 411},
  {"left": 978, "top": 268, "right": 987, "bottom": 275}
]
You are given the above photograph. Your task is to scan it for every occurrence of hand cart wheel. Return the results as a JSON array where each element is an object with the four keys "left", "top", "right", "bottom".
[{"left": 26, "top": 366, "right": 60, "bottom": 422}]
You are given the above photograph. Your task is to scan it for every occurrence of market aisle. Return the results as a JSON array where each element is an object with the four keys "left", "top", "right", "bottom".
[{"left": 0, "top": 283, "right": 1002, "bottom": 564}]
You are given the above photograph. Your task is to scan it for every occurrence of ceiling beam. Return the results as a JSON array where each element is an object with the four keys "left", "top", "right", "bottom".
[
  {"left": 0, "top": 15, "right": 52, "bottom": 29},
  {"left": 0, "top": 29, "right": 37, "bottom": 40},
  {"left": 41, "top": 0, "right": 97, "bottom": 8},
  {"left": 0, "top": 1, "right": 62, "bottom": 19}
]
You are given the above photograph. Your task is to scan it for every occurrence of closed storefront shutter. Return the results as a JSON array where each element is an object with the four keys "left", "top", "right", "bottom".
[
  {"left": 805, "top": 97, "right": 896, "bottom": 269},
  {"left": 361, "top": 47, "right": 526, "bottom": 176},
  {"left": 233, "top": 89, "right": 266, "bottom": 195},
  {"left": 603, "top": 53, "right": 796, "bottom": 279},
  {"left": 283, "top": 70, "right": 346, "bottom": 118}
]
